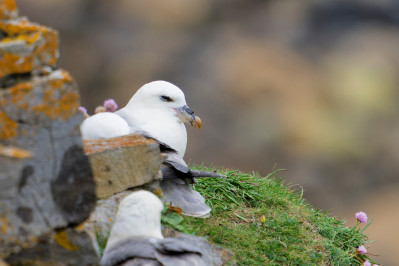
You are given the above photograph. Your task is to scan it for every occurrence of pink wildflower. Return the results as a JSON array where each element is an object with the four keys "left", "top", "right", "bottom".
[
  {"left": 363, "top": 259, "right": 371, "bottom": 266},
  {"left": 355, "top": 212, "right": 368, "bottom": 224},
  {"left": 104, "top": 99, "right": 118, "bottom": 112},
  {"left": 78, "top": 106, "right": 87, "bottom": 114},
  {"left": 357, "top": 245, "right": 367, "bottom": 255}
]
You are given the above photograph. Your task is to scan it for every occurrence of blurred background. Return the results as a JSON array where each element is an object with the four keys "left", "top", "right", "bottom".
[{"left": 19, "top": 0, "right": 399, "bottom": 264}]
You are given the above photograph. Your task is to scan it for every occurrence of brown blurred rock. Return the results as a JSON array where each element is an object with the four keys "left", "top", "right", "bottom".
[{"left": 84, "top": 134, "right": 162, "bottom": 198}]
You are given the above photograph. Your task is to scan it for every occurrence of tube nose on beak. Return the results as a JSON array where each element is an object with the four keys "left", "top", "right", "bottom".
[
  {"left": 176, "top": 105, "right": 201, "bottom": 129},
  {"left": 183, "top": 105, "right": 194, "bottom": 116}
]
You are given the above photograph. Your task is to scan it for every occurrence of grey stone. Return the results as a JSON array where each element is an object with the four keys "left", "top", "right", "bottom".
[{"left": 4, "top": 228, "right": 100, "bottom": 266}]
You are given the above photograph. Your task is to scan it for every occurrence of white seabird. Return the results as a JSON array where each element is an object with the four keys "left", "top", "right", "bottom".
[
  {"left": 116, "top": 80, "right": 201, "bottom": 157},
  {"left": 80, "top": 81, "right": 225, "bottom": 218},
  {"left": 100, "top": 190, "right": 206, "bottom": 266}
]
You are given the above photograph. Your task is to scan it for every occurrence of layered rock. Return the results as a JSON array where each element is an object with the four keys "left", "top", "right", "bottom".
[{"left": 84, "top": 134, "right": 162, "bottom": 199}]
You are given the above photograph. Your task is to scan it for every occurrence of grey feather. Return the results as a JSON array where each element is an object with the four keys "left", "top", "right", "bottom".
[
  {"left": 101, "top": 237, "right": 206, "bottom": 266},
  {"left": 160, "top": 181, "right": 211, "bottom": 218},
  {"left": 101, "top": 238, "right": 158, "bottom": 266}
]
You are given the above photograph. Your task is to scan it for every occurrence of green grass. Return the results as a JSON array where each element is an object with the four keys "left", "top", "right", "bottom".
[{"left": 161, "top": 166, "right": 376, "bottom": 265}]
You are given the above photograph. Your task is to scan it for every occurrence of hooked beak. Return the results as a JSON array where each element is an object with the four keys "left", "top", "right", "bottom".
[{"left": 175, "top": 105, "right": 202, "bottom": 129}]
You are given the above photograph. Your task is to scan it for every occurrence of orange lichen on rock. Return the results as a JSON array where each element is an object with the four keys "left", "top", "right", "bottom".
[
  {"left": 83, "top": 134, "right": 155, "bottom": 155},
  {"left": 0, "top": 145, "right": 32, "bottom": 158},
  {"left": 0, "top": 111, "right": 18, "bottom": 140},
  {"left": 0, "top": 0, "right": 17, "bottom": 19},
  {"left": 54, "top": 231, "right": 80, "bottom": 251},
  {"left": 31, "top": 76, "right": 80, "bottom": 121},
  {"left": 9, "top": 82, "right": 33, "bottom": 109},
  {"left": 0, "top": 18, "right": 58, "bottom": 79},
  {"left": 0, "top": 18, "right": 52, "bottom": 36},
  {"left": 0, "top": 217, "right": 7, "bottom": 235},
  {"left": 0, "top": 53, "right": 34, "bottom": 78}
]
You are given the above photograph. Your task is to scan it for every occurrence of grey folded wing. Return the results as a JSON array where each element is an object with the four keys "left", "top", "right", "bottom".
[
  {"left": 101, "top": 238, "right": 158, "bottom": 266},
  {"left": 154, "top": 237, "right": 206, "bottom": 266},
  {"left": 101, "top": 237, "right": 205, "bottom": 266}
]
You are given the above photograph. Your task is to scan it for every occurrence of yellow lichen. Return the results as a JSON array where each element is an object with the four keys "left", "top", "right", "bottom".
[
  {"left": 0, "top": 216, "right": 7, "bottom": 234},
  {"left": 0, "top": 19, "right": 50, "bottom": 36},
  {"left": 0, "top": 111, "right": 18, "bottom": 140},
  {"left": 0, "top": 20, "right": 59, "bottom": 79},
  {"left": 0, "top": 32, "right": 40, "bottom": 46},
  {"left": 54, "top": 231, "right": 80, "bottom": 251},
  {"left": 0, "top": 53, "right": 34, "bottom": 78},
  {"left": 9, "top": 82, "right": 33, "bottom": 109},
  {"left": 74, "top": 223, "right": 85, "bottom": 231},
  {"left": 0, "top": 145, "right": 32, "bottom": 158},
  {"left": 0, "top": 0, "right": 17, "bottom": 19},
  {"left": 32, "top": 79, "right": 80, "bottom": 121}
]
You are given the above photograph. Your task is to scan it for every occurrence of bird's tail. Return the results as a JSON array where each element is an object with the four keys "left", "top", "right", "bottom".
[
  {"left": 189, "top": 170, "right": 227, "bottom": 178},
  {"left": 160, "top": 181, "right": 211, "bottom": 218}
]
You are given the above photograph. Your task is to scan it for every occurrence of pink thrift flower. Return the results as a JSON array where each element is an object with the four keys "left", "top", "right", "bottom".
[
  {"left": 104, "top": 99, "right": 118, "bottom": 112},
  {"left": 357, "top": 245, "right": 367, "bottom": 255},
  {"left": 363, "top": 259, "right": 371, "bottom": 266},
  {"left": 355, "top": 212, "right": 368, "bottom": 224},
  {"left": 78, "top": 106, "right": 87, "bottom": 114}
]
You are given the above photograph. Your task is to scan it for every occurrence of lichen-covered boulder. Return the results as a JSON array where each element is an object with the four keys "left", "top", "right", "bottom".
[
  {"left": 0, "top": 13, "right": 58, "bottom": 79},
  {"left": 0, "top": 69, "right": 97, "bottom": 259},
  {"left": 0, "top": 0, "right": 97, "bottom": 263}
]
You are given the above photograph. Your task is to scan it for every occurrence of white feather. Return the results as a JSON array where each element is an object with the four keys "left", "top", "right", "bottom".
[
  {"left": 104, "top": 190, "right": 164, "bottom": 250},
  {"left": 80, "top": 112, "right": 129, "bottom": 140}
]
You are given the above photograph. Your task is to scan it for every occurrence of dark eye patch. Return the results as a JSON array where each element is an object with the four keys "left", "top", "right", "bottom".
[{"left": 160, "top": 95, "right": 174, "bottom": 102}]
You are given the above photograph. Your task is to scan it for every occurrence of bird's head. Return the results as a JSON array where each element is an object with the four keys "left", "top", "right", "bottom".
[{"left": 129, "top": 81, "right": 201, "bottom": 129}]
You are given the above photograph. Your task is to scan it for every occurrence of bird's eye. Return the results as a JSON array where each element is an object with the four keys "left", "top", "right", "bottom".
[{"left": 160, "top": 95, "right": 173, "bottom": 102}]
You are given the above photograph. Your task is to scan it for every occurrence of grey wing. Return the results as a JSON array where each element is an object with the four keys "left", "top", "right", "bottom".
[
  {"left": 154, "top": 238, "right": 206, "bottom": 266},
  {"left": 120, "top": 258, "right": 160, "bottom": 266},
  {"left": 160, "top": 180, "right": 211, "bottom": 218},
  {"left": 101, "top": 238, "right": 158, "bottom": 266}
]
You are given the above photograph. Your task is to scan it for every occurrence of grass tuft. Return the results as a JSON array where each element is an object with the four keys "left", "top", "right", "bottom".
[{"left": 161, "top": 165, "right": 376, "bottom": 265}]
